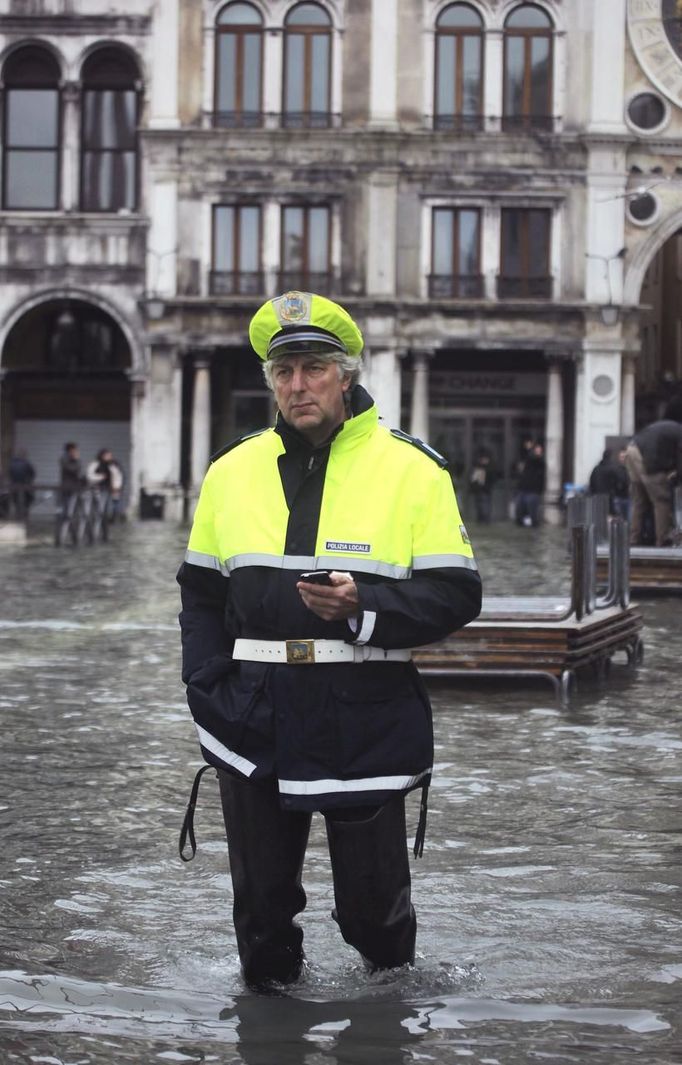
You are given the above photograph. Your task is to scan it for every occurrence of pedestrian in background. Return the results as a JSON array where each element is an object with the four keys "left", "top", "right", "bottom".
[
  {"left": 108, "top": 455, "right": 125, "bottom": 520},
  {"left": 177, "top": 291, "right": 481, "bottom": 990},
  {"left": 86, "top": 448, "right": 113, "bottom": 490},
  {"left": 59, "top": 442, "right": 83, "bottom": 508},
  {"left": 589, "top": 448, "right": 630, "bottom": 520},
  {"left": 469, "top": 450, "right": 496, "bottom": 523},
  {"left": 624, "top": 399, "right": 682, "bottom": 547},
  {"left": 8, "top": 449, "right": 35, "bottom": 519},
  {"left": 515, "top": 441, "right": 545, "bottom": 527}
]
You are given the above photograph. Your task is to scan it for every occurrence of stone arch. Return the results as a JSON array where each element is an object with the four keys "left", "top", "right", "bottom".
[
  {"left": 0, "top": 287, "right": 145, "bottom": 376},
  {"left": 0, "top": 37, "right": 65, "bottom": 77},
  {"left": 496, "top": 0, "right": 562, "bottom": 32},
  {"left": 0, "top": 290, "right": 143, "bottom": 505},
  {"left": 623, "top": 207, "right": 682, "bottom": 305}
]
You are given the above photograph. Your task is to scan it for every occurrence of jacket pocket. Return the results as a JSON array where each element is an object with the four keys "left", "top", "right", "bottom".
[
  {"left": 331, "top": 664, "right": 432, "bottom": 779},
  {"left": 187, "top": 659, "right": 271, "bottom": 752}
]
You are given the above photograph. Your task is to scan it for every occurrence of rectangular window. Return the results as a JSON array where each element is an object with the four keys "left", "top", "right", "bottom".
[
  {"left": 283, "top": 30, "right": 331, "bottom": 129},
  {"left": 499, "top": 208, "right": 552, "bottom": 298},
  {"left": 4, "top": 89, "right": 59, "bottom": 209},
  {"left": 430, "top": 207, "right": 482, "bottom": 298},
  {"left": 215, "top": 29, "right": 262, "bottom": 127},
  {"left": 279, "top": 205, "right": 331, "bottom": 292},
  {"left": 211, "top": 204, "right": 263, "bottom": 295},
  {"left": 81, "top": 90, "right": 137, "bottom": 211},
  {"left": 434, "top": 32, "right": 483, "bottom": 131},
  {"left": 503, "top": 32, "right": 553, "bottom": 132}
]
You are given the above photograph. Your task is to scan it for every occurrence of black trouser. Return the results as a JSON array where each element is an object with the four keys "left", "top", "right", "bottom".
[{"left": 218, "top": 771, "right": 416, "bottom": 986}]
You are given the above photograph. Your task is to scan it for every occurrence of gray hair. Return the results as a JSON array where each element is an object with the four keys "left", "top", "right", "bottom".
[{"left": 262, "top": 349, "right": 363, "bottom": 392}]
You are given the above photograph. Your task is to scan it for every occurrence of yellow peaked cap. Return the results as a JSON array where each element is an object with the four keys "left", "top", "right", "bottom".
[{"left": 249, "top": 291, "right": 364, "bottom": 360}]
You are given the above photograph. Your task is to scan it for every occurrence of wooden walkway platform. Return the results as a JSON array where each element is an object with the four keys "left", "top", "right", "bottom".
[
  {"left": 414, "top": 521, "right": 643, "bottom": 705},
  {"left": 597, "top": 545, "right": 682, "bottom": 594}
]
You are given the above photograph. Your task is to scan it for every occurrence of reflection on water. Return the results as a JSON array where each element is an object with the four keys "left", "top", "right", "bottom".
[{"left": 0, "top": 521, "right": 680, "bottom": 1064}]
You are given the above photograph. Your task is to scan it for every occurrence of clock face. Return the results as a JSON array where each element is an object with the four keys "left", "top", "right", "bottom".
[
  {"left": 663, "top": 0, "right": 682, "bottom": 58},
  {"left": 628, "top": 0, "right": 682, "bottom": 108}
]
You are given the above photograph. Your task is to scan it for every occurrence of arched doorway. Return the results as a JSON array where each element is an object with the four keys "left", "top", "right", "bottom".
[
  {"left": 1, "top": 298, "right": 132, "bottom": 510},
  {"left": 636, "top": 231, "right": 682, "bottom": 425},
  {"left": 624, "top": 211, "right": 682, "bottom": 430}
]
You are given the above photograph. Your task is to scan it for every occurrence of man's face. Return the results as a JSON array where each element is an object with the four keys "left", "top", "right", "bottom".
[{"left": 271, "top": 353, "right": 351, "bottom": 445}]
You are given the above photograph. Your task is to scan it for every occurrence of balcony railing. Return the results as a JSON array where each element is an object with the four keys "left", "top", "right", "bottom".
[
  {"left": 213, "top": 111, "right": 264, "bottom": 129},
  {"left": 428, "top": 274, "right": 484, "bottom": 299},
  {"left": 497, "top": 275, "right": 553, "bottom": 300},
  {"left": 280, "top": 111, "right": 339, "bottom": 129},
  {"left": 501, "top": 114, "right": 556, "bottom": 133},
  {"left": 209, "top": 271, "right": 265, "bottom": 296},
  {"left": 277, "top": 271, "right": 337, "bottom": 295},
  {"left": 433, "top": 113, "right": 484, "bottom": 133}
]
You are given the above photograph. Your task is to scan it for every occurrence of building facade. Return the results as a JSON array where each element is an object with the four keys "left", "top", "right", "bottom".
[{"left": 0, "top": 0, "right": 681, "bottom": 521}]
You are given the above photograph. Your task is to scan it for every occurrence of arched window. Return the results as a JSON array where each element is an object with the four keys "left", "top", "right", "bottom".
[
  {"left": 80, "top": 47, "right": 140, "bottom": 212},
  {"left": 503, "top": 4, "right": 553, "bottom": 132},
  {"left": 283, "top": 3, "right": 332, "bottom": 128},
  {"left": 2, "top": 46, "right": 61, "bottom": 210},
  {"left": 434, "top": 4, "right": 484, "bottom": 132},
  {"left": 214, "top": 2, "right": 263, "bottom": 128}
]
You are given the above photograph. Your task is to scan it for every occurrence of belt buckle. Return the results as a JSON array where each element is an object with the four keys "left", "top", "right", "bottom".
[{"left": 286, "top": 639, "right": 315, "bottom": 664}]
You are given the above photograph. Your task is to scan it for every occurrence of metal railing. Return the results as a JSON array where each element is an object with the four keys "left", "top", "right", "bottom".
[
  {"left": 276, "top": 270, "right": 337, "bottom": 295},
  {"left": 566, "top": 493, "right": 610, "bottom": 544},
  {"left": 280, "top": 111, "right": 340, "bottom": 129},
  {"left": 566, "top": 496, "right": 630, "bottom": 617},
  {"left": 209, "top": 271, "right": 265, "bottom": 296},
  {"left": 428, "top": 273, "right": 484, "bottom": 299},
  {"left": 497, "top": 275, "right": 553, "bottom": 299},
  {"left": 433, "top": 113, "right": 484, "bottom": 133},
  {"left": 212, "top": 111, "right": 264, "bottom": 129},
  {"left": 501, "top": 114, "right": 556, "bottom": 133}
]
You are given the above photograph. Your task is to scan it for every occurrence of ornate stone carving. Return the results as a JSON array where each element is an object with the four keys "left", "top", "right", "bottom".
[{"left": 628, "top": 0, "right": 682, "bottom": 107}]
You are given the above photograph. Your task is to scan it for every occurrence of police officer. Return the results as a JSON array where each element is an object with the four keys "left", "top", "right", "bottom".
[{"left": 177, "top": 292, "right": 482, "bottom": 989}]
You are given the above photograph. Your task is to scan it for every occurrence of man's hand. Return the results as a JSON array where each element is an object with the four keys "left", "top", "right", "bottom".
[{"left": 297, "top": 571, "right": 359, "bottom": 621}]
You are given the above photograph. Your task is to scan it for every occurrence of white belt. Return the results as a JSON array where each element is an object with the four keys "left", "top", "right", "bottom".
[{"left": 233, "top": 637, "right": 411, "bottom": 665}]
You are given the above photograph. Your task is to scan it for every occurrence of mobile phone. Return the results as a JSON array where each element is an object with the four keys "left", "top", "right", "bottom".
[{"left": 299, "top": 570, "right": 333, "bottom": 585}]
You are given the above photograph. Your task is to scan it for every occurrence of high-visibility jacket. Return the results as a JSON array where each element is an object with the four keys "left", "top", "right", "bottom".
[{"left": 177, "top": 386, "right": 481, "bottom": 814}]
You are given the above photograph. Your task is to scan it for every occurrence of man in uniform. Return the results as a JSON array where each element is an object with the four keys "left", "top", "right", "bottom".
[{"left": 177, "top": 292, "right": 481, "bottom": 989}]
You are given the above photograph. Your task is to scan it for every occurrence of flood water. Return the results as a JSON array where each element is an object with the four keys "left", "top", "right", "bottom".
[{"left": 0, "top": 519, "right": 680, "bottom": 1064}]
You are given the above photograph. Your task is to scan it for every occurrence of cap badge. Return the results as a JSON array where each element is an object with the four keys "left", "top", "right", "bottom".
[{"left": 280, "top": 291, "right": 307, "bottom": 322}]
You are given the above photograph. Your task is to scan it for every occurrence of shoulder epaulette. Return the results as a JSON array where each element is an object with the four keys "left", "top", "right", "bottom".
[
  {"left": 210, "top": 428, "right": 270, "bottom": 464},
  {"left": 389, "top": 428, "right": 448, "bottom": 468}
]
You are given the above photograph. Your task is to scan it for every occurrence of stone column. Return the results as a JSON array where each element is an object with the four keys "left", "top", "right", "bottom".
[
  {"left": 128, "top": 376, "right": 147, "bottom": 515},
  {"left": 190, "top": 356, "right": 212, "bottom": 490},
  {"left": 366, "top": 173, "right": 398, "bottom": 297},
  {"left": 586, "top": 0, "right": 626, "bottom": 135},
  {"left": 149, "top": 0, "right": 180, "bottom": 128},
  {"left": 369, "top": 0, "right": 398, "bottom": 127},
  {"left": 483, "top": 30, "right": 503, "bottom": 132},
  {"left": 262, "top": 27, "right": 282, "bottom": 128},
  {"left": 544, "top": 358, "right": 565, "bottom": 525},
  {"left": 365, "top": 349, "right": 401, "bottom": 429},
  {"left": 61, "top": 81, "right": 80, "bottom": 211},
  {"left": 409, "top": 351, "right": 431, "bottom": 442},
  {"left": 621, "top": 355, "right": 636, "bottom": 438}
]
